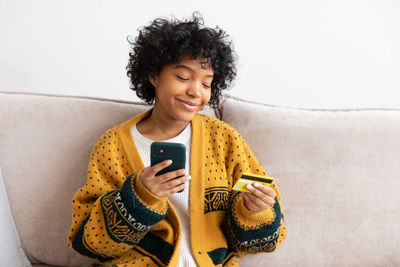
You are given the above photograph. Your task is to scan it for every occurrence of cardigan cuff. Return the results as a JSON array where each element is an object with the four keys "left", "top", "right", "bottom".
[
  {"left": 133, "top": 171, "right": 167, "bottom": 214},
  {"left": 236, "top": 194, "right": 276, "bottom": 227}
]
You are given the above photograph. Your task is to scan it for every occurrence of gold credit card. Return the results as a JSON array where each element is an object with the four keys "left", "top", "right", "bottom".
[{"left": 232, "top": 173, "right": 274, "bottom": 193}]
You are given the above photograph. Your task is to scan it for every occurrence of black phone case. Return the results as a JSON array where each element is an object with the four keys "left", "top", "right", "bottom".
[{"left": 150, "top": 142, "right": 186, "bottom": 192}]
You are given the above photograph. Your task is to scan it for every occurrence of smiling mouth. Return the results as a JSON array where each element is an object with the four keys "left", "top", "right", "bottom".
[{"left": 177, "top": 99, "right": 200, "bottom": 110}]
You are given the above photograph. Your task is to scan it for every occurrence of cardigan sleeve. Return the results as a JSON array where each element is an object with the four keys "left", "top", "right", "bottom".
[
  {"left": 67, "top": 127, "right": 168, "bottom": 262},
  {"left": 224, "top": 129, "right": 287, "bottom": 257}
]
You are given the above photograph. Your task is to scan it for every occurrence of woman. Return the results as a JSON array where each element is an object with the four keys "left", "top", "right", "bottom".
[{"left": 68, "top": 12, "right": 286, "bottom": 267}]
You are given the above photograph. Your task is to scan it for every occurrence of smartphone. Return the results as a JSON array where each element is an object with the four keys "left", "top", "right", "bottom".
[{"left": 150, "top": 141, "right": 186, "bottom": 193}]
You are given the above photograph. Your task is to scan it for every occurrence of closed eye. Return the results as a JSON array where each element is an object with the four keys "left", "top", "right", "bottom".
[
  {"left": 177, "top": 75, "right": 211, "bottom": 88},
  {"left": 176, "top": 75, "right": 189, "bottom": 81}
]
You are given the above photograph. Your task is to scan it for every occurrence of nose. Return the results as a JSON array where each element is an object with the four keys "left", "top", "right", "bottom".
[{"left": 186, "top": 81, "right": 202, "bottom": 98}]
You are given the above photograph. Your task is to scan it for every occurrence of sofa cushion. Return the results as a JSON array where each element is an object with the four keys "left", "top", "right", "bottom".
[
  {"left": 220, "top": 95, "right": 400, "bottom": 266},
  {"left": 0, "top": 91, "right": 216, "bottom": 266}
]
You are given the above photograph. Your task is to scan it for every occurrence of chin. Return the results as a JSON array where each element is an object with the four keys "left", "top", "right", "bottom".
[
  {"left": 177, "top": 114, "right": 195, "bottom": 123},
  {"left": 175, "top": 111, "right": 198, "bottom": 122}
]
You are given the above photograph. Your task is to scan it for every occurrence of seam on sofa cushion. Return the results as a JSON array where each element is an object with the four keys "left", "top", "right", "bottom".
[
  {"left": 0, "top": 91, "right": 220, "bottom": 118},
  {"left": 2, "top": 91, "right": 399, "bottom": 113},
  {"left": 0, "top": 91, "right": 148, "bottom": 106},
  {"left": 221, "top": 93, "right": 400, "bottom": 112}
]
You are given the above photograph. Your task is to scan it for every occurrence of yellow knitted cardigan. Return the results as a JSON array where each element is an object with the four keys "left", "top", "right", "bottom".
[{"left": 67, "top": 109, "right": 286, "bottom": 266}]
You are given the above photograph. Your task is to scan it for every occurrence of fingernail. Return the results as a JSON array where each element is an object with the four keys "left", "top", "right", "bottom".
[
  {"left": 187, "top": 175, "right": 192, "bottom": 180},
  {"left": 254, "top": 183, "right": 260, "bottom": 187},
  {"left": 167, "top": 160, "right": 172, "bottom": 164},
  {"left": 246, "top": 184, "right": 252, "bottom": 190}
]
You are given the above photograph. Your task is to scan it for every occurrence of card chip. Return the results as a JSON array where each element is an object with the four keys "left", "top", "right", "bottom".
[{"left": 233, "top": 185, "right": 242, "bottom": 190}]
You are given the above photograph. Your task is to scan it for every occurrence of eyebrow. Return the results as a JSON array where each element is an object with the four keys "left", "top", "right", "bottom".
[{"left": 174, "top": 65, "right": 214, "bottom": 78}]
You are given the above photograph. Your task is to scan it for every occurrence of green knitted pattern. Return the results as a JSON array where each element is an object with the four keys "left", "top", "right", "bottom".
[
  {"left": 100, "top": 174, "right": 167, "bottom": 246},
  {"left": 226, "top": 193, "right": 283, "bottom": 253},
  {"left": 71, "top": 217, "right": 114, "bottom": 262},
  {"left": 207, "top": 247, "right": 228, "bottom": 265}
]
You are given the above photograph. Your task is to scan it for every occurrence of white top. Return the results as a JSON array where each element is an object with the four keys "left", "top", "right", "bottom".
[{"left": 131, "top": 123, "right": 197, "bottom": 267}]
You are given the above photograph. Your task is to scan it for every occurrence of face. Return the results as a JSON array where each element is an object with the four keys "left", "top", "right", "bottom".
[{"left": 149, "top": 54, "right": 214, "bottom": 123}]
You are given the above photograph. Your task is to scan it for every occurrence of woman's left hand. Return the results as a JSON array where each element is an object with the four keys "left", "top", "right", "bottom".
[{"left": 242, "top": 183, "right": 276, "bottom": 213}]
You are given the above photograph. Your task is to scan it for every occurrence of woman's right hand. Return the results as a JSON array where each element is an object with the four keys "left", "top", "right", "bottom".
[{"left": 139, "top": 160, "right": 191, "bottom": 198}]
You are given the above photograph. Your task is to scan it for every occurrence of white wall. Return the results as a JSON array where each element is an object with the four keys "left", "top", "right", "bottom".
[{"left": 1, "top": 0, "right": 399, "bottom": 108}]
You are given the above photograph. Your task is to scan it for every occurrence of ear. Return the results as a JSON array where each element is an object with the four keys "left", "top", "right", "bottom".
[{"left": 148, "top": 75, "right": 158, "bottom": 87}]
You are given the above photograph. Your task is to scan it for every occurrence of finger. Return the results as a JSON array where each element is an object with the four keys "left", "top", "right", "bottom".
[
  {"left": 242, "top": 193, "right": 262, "bottom": 212},
  {"left": 164, "top": 175, "right": 191, "bottom": 189},
  {"left": 150, "top": 160, "right": 173, "bottom": 176},
  {"left": 241, "top": 193, "right": 253, "bottom": 210},
  {"left": 242, "top": 193, "right": 253, "bottom": 205},
  {"left": 246, "top": 184, "right": 275, "bottom": 206},
  {"left": 159, "top": 169, "right": 187, "bottom": 183},
  {"left": 243, "top": 192, "right": 265, "bottom": 210},
  {"left": 252, "top": 183, "right": 276, "bottom": 198},
  {"left": 168, "top": 180, "right": 189, "bottom": 195}
]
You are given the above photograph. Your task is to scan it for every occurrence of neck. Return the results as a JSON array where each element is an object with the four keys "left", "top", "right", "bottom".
[{"left": 136, "top": 108, "right": 190, "bottom": 141}]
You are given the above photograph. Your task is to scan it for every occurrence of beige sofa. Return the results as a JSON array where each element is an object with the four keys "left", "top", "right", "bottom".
[{"left": 1, "top": 91, "right": 400, "bottom": 267}]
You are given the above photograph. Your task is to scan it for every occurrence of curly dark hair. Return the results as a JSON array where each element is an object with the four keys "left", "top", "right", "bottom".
[{"left": 126, "top": 11, "right": 237, "bottom": 108}]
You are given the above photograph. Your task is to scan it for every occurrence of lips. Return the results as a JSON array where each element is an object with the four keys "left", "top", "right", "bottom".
[{"left": 177, "top": 99, "right": 201, "bottom": 110}]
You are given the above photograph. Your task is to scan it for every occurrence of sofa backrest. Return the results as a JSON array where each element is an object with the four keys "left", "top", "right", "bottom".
[
  {"left": 1, "top": 91, "right": 400, "bottom": 266},
  {"left": 221, "top": 96, "right": 400, "bottom": 267},
  {"left": 0, "top": 92, "right": 216, "bottom": 266}
]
